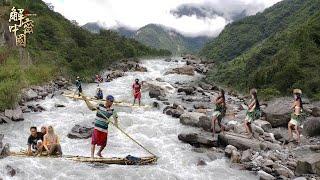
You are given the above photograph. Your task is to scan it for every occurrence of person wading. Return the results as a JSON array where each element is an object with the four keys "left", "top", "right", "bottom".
[
  {"left": 82, "top": 94, "right": 118, "bottom": 158},
  {"left": 132, "top": 78, "right": 143, "bottom": 106}
]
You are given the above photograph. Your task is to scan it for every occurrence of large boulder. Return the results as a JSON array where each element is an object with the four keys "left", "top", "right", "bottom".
[
  {"left": 0, "top": 134, "right": 10, "bottom": 158},
  {"left": 177, "top": 86, "right": 195, "bottom": 95},
  {"left": 295, "top": 152, "right": 320, "bottom": 176},
  {"left": 0, "top": 113, "right": 12, "bottom": 123},
  {"left": 253, "top": 120, "right": 272, "bottom": 132},
  {"left": 4, "top": 108, "right": 24, "bottom": 121},
  {"left": 178, "top": 133, "right": 217, "bottom": 147},
  {"left": 302, "top": 117, "right": 320, "bottom": 137},
  {"left": 264, "top": 97, "right": 292, "bottom": 127},
  {"left": 67, "top": 125, "right": 94, "bottom": 139},
  {"left": 143, "top": 80, "right": 175, "bottom": 95},
  {"left": 198, "top": 116, "right": 211, "bottom": 131},
  {"left": 165, "top": 65, "right": 195, "bottom": 76},
  {"left": 179, "top": 112, "right": 206, "bottom": 127},
  {"left": 22, "top": 89, "right": 38, "bottom": 101},
  {"left": 149, "top": 89, "right": 163, "bottom": 99},
  {"left": 311, "top": 107, "right": 320, "bottom": 117},
  {"left": 257, "top": 170, "right": 276, "bottom": 180}
]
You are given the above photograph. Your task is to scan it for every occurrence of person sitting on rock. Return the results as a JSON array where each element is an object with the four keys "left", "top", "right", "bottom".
[
  {"left": 95, "top": 87, "right": 104, "bottom": 100},
  {"left": 243, "top": 89, "right": 261, "bottom": 138},
  {"left": 82, "top": 95, "right": 118, "bottom": 158},
  {"left": 211, "top": 89, "right": 227, "bottom": 137},
  {"left": 43, "top": 126, "right": 62, "bottom": 156},
  {"left": 27, "top": 127, "right": 44, "bottom": 156},
  {"left": 288, "top": 89, "right": 303, "bottom": 144}
]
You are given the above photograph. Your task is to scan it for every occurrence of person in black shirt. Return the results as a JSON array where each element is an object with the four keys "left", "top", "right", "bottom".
[{"left": 27, "top": 127, "right": 44, "bottom": 156}]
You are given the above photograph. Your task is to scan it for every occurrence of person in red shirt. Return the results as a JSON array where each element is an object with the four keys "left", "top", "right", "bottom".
[{"left": 132, "top": 78, "right": 143, "bottom": 106}]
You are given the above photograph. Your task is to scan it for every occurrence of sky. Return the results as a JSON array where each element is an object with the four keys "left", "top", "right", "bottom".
[{"left": 43, "top": 0, "right": 283, "bottom": 37}]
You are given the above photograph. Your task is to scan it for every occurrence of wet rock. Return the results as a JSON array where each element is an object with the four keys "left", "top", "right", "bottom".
[
  {"left": 182, "top": 96, "right": 210, "bottom": 102},
  {"left": 225, "top": 145, "right": 237, "bottom": 157},
  {"left": 302, "top": 117, "right": 320, "bottom": 137},
  {"left": 177, "top": 86, "right": 195, "bottom": 95},
  {"left": 264, "top": 97, "right": 292, "bottom": 127},
  {"left": 156, "top": 96, "right": 168, "bottom": 101},
  {"left": 143, "top": 81, "right": 175, "bottom": 95},
  {"left": 162, "top": 102, "right": 170, "bottom": 105},
  {"left": 241, "top": 149, "right": 252, "bottom": 162},
  {"left": 152, "top": 102, "right": 160, "bottom": 109},
  {"left": 5, "top": 165, "right": 16, "bottom": 177},
  {"left": 155, "top": 78, "right": 164, "bottom": 82},
  {"left": 198, "top": 116, "right": 211, "bottom": 131},
  {"left": 4, "top": 108, "right": 24, "bottom": 121},
  {"left": 149, "top": 89, "right": 162, "bottom": 99},
  {"left": 311, "top": 107, "right": 320, "bottom": 117},
  {"left": 197, "top": 159, "right": 207, "bottom": 166},
  {"left": 179, "top": 112, "right": 205, "bottom": 127},
  {"left": 193, "top": 103, "right": 210, "bottom": 109},
  {"left": 257, "top": 170, "right": 276, "bottom": 180},
  {"left": 22, "top": 89, "right": 38, "bottom": 101},
  {"left": 274, "top": 164, "right": 294, "bottom": 178},
  {"left": 254, "top": 120, "right": 272, "bottom": 132},
  {"left": 107, "top": 70, "right": 125, "bottom": 81},
  {"left": 295, "top": 152, "right": 320, "bottom": 176},
  {"left": 55, "top": 104, "right": 66, "bottom": 108},
  {"left": 164, "top": 65, "right": 195, "bottom": 76},
  {"left": 0, "top": 113, "right": 12, "bottom": 123},
  {"left": 67, "top": 125, "right": 94, "bottom": 139},
  {"left": 231, "top": 150, "right": 241, "bottom": 163},
  {"left": 178, "top": 133, "right": 217, "bottom": 147},
  {"left": 293, "top": 177, "right": 307, "bottom": 180}
]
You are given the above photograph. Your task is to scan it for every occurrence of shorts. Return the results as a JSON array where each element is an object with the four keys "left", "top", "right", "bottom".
[
  {"left": 212, "top": 111, "right": 224, "bottom": 126},
  {"left": 289, "top": 113, "right": 301, "bottom": 126},
  {"left": 91, "top": 129, "right": 108, "bottom": 147},
  {"left": 134, "top": 92, "right": 141, "bottom": 100}
]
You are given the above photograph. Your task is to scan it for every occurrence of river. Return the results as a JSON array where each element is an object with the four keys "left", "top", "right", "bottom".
[{"left": 0, "top": 59, "right": 256, "bottom": 180}]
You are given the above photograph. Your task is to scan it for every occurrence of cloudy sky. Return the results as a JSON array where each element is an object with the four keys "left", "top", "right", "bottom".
[{"left": 43, "top": 0, "right": 282, "bottom": 37}]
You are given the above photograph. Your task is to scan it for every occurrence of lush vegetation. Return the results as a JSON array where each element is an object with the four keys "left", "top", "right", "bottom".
[
  {"left": 201, "top": 0, "right": 320, "bottom": 100},
  {"left": 0, "top": 0, "right": 171, "bottom": 110}
]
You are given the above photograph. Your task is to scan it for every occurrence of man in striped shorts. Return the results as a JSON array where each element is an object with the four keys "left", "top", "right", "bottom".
[{"left": 83, "top": 95, "right": 118, "bottom": 158}]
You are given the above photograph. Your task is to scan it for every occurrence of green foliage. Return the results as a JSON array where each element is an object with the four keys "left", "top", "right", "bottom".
[{"left": 202, "top": 0, "right": 320, "bottom": 100}]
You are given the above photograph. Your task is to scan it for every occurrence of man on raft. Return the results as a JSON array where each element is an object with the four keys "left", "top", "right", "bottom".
[{"left": 82, "top": 94, "right": 118, "bottom": 158}]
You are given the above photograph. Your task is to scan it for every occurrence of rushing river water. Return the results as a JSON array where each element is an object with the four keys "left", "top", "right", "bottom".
[{"left": 0, "top": 59, "right": 256, "bottom": 180}]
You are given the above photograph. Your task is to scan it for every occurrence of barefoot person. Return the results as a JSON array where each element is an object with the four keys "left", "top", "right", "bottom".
[
  {"left": 43, "top": 126, "right": 62, "bottom": 156},
  {"left": 243, "top": 89, "right": 261, "bottom": 138},
  {"left": 132, "top": 79, "right": 143, "bottom": 106},
  {"left": 27, "top": 127, "right": 44, "bottom": 156},
  {"left": 211, "top": 89, "right": 227, "bottom": 137},
  {"left": 288, "top": 89, "right": 303, "bottom": 143},
  {"left": 83, "top": 94, "right": 118, "bottom": 158}
]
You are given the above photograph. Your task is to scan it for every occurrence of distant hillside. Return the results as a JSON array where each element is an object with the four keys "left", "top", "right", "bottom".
[
  {"left": 82, "top": 23, "right": 209, "bottom": 54},
  {"left": 200, "top": 0, "right": 320, "bottom": 99},
  {"left": 133, "top": 24, "right": 209, "bottom": 54},
  {"left": 0, "top": 0, "right": 170, "bottom": 110}
]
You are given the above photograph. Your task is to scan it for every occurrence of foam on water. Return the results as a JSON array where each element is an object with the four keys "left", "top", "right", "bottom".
[{"left": 0, "top": 59, "right": 256, "bottom": 180}]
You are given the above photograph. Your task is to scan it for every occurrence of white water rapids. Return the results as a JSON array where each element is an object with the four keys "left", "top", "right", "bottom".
[{"left": 0, "top": 59, "right": 256, "bottom": 180}]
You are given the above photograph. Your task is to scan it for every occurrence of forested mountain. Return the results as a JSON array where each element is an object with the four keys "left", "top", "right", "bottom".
[{"left": 200, "top": 0, "right": 320, "bottom": 99}]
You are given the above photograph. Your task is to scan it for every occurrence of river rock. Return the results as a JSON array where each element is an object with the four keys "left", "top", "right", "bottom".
[
  {"left": 5, "top": 165, "right": 16, "bottom": 177},
  {"left": 254, "top": 120, "right": 272, "bottom": 132},
  {"left": 198, "top": 116, "right": 211, "bottom": 131},
  {"left": 164, "top": 65, "right": 195, "bottom": 76},
  {"left": 67, "top": 125, "right": 94, "bottom": 139},
  {"left": 182, "top": 96, "right": 210, "bottom": 102},
  {"left": 197, "top": 159, "right": 207, "bottom": 166},
  {"left": 302, "top": 117, "right": 320, "bottom": 137},
  {"left": 55, "top": 103, "right": 66, "bottom": 108},
  {"left": 193, "top": 103, "right": 210, "bottom": 109},
  {"left": 178, "top": 133, "right": 217, "bottom": 147},
  {"left": 177, "top": 86, "right": 195, "bottom": 95},
  {"left": 149, "top": 89, "right": 163, "bottom": 99},
  {"left": 143, "top": 81, "right": 175, "bottom": 95},
  {"left": 241, "top": 149, "right": 252, "bottom": 162},
  {"left": 22, "top": 89, "right": 38, "bottom": 101},
  {"left": 225, "top": 145, "right": 237, "bottom": 157},
  {"left": 257, "top": 170, "right": 276, "bottom": 180},
  {"left": 179, "top": 112, "right": 205, "bottom": 127},
  {"left": 4, "top": 108, "right": 24, "bottom": 121},
  {"left": 293, "top": 177, "right": 307, "bottom": 180},
  {"left": 295, "top": 152, "right": 320, "bottom": 176},
  {"left": 311, "top": 107, "right": 320, "bottom": 117},
  {"left": 230, "top": 150, "right": 241, "bottom": 163},
  {"left": 274, "top": 164, "right": 294, "bottom": 178},
  {"left": 264, "top": 97, "right": 292, "bottom": 127},
  {"left": 0, "top": 113, "right": 12, "bottom": 123}
]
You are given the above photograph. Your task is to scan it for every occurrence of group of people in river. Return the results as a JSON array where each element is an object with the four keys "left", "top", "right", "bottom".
[
  {"left": 211, "top": 88, "right": 304, "bottom": 143},
  {"left": 27, "top": 126, "right": 62, "bottom": 156}
]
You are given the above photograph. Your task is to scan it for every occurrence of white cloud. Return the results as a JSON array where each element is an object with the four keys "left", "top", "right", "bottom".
[{"left": 43, "top": 0, "right": 282, "bottom": 37}]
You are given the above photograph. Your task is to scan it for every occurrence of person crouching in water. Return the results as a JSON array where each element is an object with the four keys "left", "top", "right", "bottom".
[
  {"left": 27, "top": 127, "right": 44, "bottom": 156},
  {"left": 132, "top": 78, "right": 142, "bottom": 106},
  {"left": 95, "top": 87, "right": 104, "bottom": 100},
  {"left": 82, "top": 95, "right": 118, "bottom": 158},
  {"left": 211, "top": 89, "right": 227, "bottom": 137},
  {"left": 43, "top": 126, "right": 62, "bottom": 156},
  {"left": 288, "top": 89, "right": 303, "bottom": 144},
  {"left": 243, "top": 89, "right": 261, "bottom": 138}
]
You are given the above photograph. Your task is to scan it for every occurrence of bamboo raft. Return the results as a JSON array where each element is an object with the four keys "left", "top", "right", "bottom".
[
  {"left": 10, "top": 151, "right": 157, "bottom": 165},
  {"left": 62, "top": 94, "right": 151, "bottom": 108}
]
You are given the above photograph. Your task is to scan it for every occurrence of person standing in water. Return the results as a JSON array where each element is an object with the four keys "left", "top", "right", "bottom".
[
  {"left": 288, "top": 89, "right": 303, "bottom": 144},
  {"left": 132, "top": 78, "right": 143, "bottom": 106},
  {"left": 43, "top": 126, "right": 63, "bottom": 156},
  {"left": 75, "top": 76, "right": 82, "bottom": 97},
  {"left": 211, "top": 89, "right": 227, "bottom": 137},
  {"left": 243, "top": 89, "right": 261, "bottom": 138},
  {"left": 82, "top": 95, "right": 118, "bottom": 158}
]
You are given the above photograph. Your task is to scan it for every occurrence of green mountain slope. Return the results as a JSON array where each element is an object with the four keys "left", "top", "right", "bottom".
[
  {"left": 200, "top": 0, "right": 320, "bottom": 99},
  {"left": 0, "top": 0, "right": 170, "bottom": 110},
  {"left": 133, "top": 24, "right": 209, "bottom": 55}
]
